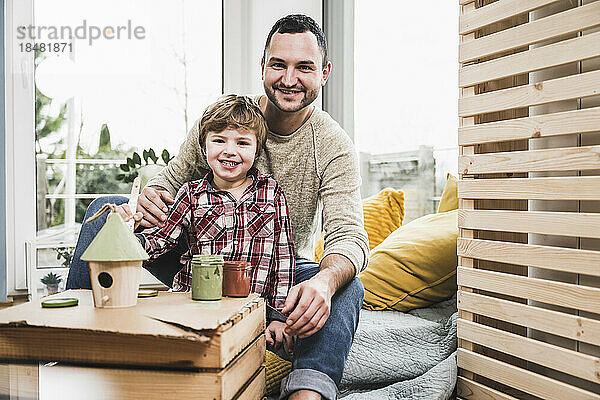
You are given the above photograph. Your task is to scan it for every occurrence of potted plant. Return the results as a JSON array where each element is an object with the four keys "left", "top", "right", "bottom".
[{"left": 41, "top": 272, "right": 62, "bottom": 295}]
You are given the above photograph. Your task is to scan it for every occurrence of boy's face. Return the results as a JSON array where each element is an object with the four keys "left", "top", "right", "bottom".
[{"left": 205, "top": 128, "right": 257, "bottom": 187}]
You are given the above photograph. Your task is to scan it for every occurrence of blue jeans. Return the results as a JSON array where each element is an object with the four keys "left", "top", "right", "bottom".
[{"left": 66, "top": 196, "right": 364, "bottom": 400}]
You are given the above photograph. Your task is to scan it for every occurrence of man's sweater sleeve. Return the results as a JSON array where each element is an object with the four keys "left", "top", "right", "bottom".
[
  {"left": 318, "top": 129, "right": 369, "bottom": 276},
  {"left": 147, "top": 119, "right": 208, "bottom": 197}
]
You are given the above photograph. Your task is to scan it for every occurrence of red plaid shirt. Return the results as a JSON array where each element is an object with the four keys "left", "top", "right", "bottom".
[{"left": 138, "top": 169, "right": 295, "bottom": 311}]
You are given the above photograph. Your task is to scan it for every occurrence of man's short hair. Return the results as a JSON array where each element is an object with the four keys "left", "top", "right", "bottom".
[
  {"left": 263, "top": 14, "right": 328, "bottom": 67},
  {"left": 199, "top": 94, "right": 268, "bottom": 158}
]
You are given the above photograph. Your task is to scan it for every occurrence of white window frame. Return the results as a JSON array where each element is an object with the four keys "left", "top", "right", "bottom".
[{"left": 5, "top": 0, "right": 36, "bottom": 297}]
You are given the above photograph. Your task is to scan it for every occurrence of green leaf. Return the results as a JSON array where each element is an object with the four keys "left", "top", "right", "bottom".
[
  {"left": 116, "top": 174, "right": 125, "bottom": 181},
  {"left": 120, "top": 163, "right": 130, "bottom": 172},
  {"left": 149, "top": 148, "right": 158, "bottom": 163},
  {"left": 132, "top": 152, "right": 142, "bottom": 166},
  {"left": 142, "top": 149, "right": 149, "bottom": 165},
  {"left": 127, "top": 157, "right": 135, "bottom": 168},
  {"left": 161, "top": 149, "right": 171, "bottom": 165}
]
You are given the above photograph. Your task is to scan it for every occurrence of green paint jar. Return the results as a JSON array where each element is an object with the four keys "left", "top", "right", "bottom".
[{"left": 191, "top": 255, "right": 223, "bottom": 301}]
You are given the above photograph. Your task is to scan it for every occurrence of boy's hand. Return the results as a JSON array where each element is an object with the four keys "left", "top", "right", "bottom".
[
  {"left": 137, "top": 186, "right": 175, "bottom": 228},
  {"left": 114, "top": 204, "right": 143, "bottom": 231},
  {"left": 265, "top": 320, "right": 293, "bottom": 351}
]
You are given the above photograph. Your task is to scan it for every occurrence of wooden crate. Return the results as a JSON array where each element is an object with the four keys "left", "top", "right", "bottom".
[{"left": 457, "top": 0, "right": 600, "bottom": 399}]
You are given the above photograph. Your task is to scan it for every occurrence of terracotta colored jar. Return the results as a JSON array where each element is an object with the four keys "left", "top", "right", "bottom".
[{"left": 222, "top": 261, "right": 251, "bottom": 297}]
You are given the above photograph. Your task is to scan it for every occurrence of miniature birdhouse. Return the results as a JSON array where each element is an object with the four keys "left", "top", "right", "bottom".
[{"left": 81, "top": 209, "right": 149, "bottom": 308}]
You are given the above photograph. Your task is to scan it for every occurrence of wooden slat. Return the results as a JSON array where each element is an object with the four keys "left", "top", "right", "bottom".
[
  {"left": 458, "top": 291, "right": 600, "bottom": 346},
  {"left": 457, "top": 267, "right": 600, "bottom": 314},
  {"left": 459, "top": 0, "right": 474, "bottom": 5},
  {"left": 457, "top": 209, "right": 600, "bottom": 238},
  {"left": 459, "top": 145, "right": 600, "bottom": 174},
  {"left": 458, "top": 238, "right": 600, "bottom": 277},
  {"left": 459, "top": 0, "right": 561, "bottom": 34},
  {"left": 458, "top": 176, "right": 600, "bottom": 200},
  {"left": 457, "top": 376, "right": 519, "bottom": 400},
  {"left": 458, "top": 106, "right": 600, "bottom": 145},
  {"left": 458, "top": 319, "right": 600, "bottom": 383},
  {"left": 459, "top": 69, "right": 600, "bottom": 117},
  {"left": 457, "top": 349, "right": 600, "bottom": 400},
  {"left": 460, "top": 31, "right": 600, "bottom": 87},
  {"left": 459, "top": 1, "right": 600, "bottom": 62}
]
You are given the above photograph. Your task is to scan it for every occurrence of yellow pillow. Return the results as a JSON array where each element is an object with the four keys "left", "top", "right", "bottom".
[
  {"left": 359, "top": 210, "right": 458, "bottom": 312},
  {"left": 437, "top": 173, "right": 458, "bottom": 213},
  {"left": 314, "top": 188, "right": 405, "bottom": 262}
]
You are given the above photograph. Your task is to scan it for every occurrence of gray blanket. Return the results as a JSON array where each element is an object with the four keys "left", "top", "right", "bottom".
[{"left": 339, "top": 296, "right": 458, "bottom": 399}]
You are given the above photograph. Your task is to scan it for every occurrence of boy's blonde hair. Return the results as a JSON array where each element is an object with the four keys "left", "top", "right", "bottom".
[{"left": 199, "top": 94, "right": 268, "bottom": 158}]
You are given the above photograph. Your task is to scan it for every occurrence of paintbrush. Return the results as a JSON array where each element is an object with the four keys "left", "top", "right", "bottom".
[{"left": 127, "top": 177, "right": 141, "bottom": 232}]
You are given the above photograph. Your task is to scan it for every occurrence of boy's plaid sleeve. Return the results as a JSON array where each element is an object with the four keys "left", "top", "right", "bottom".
[
  {"left": 266, "top": 186, "right": 296, "bottom": 311},
  {"left": 139, "top": 184, "right": 192, "bottom": 261}
]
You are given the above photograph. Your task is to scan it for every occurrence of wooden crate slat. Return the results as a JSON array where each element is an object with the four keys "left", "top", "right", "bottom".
[
  {"left": 459, "top": 0, "right": 561, "bottom": 35},
  {"left": 457, "top": 349, "right": 600, "bottom": 400},
  {"left": 460, "top": 31, "right": 600, "bottom": 87},
  {"left": 458, "top": 291, "right": 600, "bottom": 346},
  {"left": 458, "top": 176, "right": 600, "bottom": 200},
  {"left": 460, "top": 0, "right": 475, "bottom": 6},
  {"left": 457, "top": 376, "right": 519, "bottom": 400},
  {"left": 458, "top": 106, "right": 600, "bottom": 145},
  {"left": 459, "top": 69, "right": 600, "bottom": 117},
  {"left": 458, "top": 319, "right": 600, "bottom": 383},
  {"left": 459, "top": 145, "right": 600, "bottom": 174},
  {"left": 459, "top": 1, "right": 600, "bottom": 63},
  {"left": 458, "top": 209, "right": 600, "bottom": 238},
  {"left": 457, "top": 267, "right": 600, "bottom": 314},
  {"left": 457, "top": 238, "right": 600, "bottom": 277}
]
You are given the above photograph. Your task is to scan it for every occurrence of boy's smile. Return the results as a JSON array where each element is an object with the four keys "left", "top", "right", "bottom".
[{"left": 205, "top": 128, "right": 257, "bottom": 191}]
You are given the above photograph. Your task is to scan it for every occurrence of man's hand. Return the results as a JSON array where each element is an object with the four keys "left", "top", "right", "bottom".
[
  {"left": 282, "top": 275, "right": 332, "bottom": 339},
  {"left": 137, "top": 186, "right": 175, "bottom": 228}
]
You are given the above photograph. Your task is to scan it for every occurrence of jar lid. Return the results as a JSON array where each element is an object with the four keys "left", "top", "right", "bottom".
[
  {"left": 41, "top": 298, "right": 79, "bottom": 308},
  {"left": 138, "top": 289, "right": 159, "bottom": 298}
]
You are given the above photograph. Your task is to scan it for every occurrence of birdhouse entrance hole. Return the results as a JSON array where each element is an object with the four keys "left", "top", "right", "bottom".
[{"left": 98, "top": 272, "right": 113, "bottom": 288}]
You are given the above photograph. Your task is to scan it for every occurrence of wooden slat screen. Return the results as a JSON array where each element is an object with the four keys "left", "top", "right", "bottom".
[{"left": 457, "top": 0, "right": 600, "bottom": 398}]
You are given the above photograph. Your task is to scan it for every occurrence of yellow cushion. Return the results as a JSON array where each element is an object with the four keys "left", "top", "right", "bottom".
[
  {"left": 315, "top": 188, "right": 405, "bottom": 262},
  {"left": 263, "top": 350, "right": 292, "bottom": 395},
  {"left": 437, "top": 173, "right": 458, "bottom": 213},
  {"left": 359, "top": 210, "right": 458, "bottom": 312}
]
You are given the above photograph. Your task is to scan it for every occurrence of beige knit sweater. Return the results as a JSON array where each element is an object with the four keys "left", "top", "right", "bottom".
[{"left": 148, "top": 104, "right": 369, "bottom": 275}]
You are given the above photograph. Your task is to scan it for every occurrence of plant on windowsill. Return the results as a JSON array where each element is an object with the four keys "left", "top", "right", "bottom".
[{"left": 41, "top": 272, "right": 63, "bottom": 295}]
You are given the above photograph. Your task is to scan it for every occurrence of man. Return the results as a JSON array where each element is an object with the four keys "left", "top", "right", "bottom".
[{"left": 67, "top": 14, "right": 368, "bottom": 400}]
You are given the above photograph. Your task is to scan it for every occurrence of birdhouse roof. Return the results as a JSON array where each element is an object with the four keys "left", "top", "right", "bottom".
[{"left": 81, "top": 212, "right": 149, "bottom": 262}]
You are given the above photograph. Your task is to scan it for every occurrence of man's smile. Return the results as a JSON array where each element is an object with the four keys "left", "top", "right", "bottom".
[{"left": 276, "top": 87, "right": 304, "bottom": 96}]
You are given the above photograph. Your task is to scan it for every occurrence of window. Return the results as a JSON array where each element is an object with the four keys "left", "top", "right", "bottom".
[
  {"left": 8, "top": 0, "right": 222, "bottom": 297},
  {"left": 354, "top": 1, "right": 459, "bottom": 223}
]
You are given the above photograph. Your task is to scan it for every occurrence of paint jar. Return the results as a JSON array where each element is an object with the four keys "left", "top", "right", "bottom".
[
  {"left": 191, "top": 255, "right": 223, "bottom": 301},
  {"left": 222, "top": 261, "right": 252, "bottom": 297}
]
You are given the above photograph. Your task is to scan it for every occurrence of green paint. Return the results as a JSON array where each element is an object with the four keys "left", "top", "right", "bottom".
[
  {"left": 81, "top": 212, "right": 149, "bottom": 261},
  {"left": 192, "top": 259, "right": 223, "bottom": 301}
]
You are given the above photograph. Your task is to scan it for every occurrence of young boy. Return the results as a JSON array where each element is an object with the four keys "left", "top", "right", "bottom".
[{"left": 117, "top": 94, "right": 294, "bottom": 350}]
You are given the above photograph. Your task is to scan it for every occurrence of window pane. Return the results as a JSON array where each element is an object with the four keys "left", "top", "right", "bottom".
[
  {"left": 355, "top": 0, "right": 458, "bottom": 222},
  {"left": 33, "top": 0, "right": 222, "bottom": 235}
]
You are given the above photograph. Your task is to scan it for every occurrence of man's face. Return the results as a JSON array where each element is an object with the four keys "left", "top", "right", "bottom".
[{"left": 262, "top": 31, "right": 331, "bottom": 113}]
